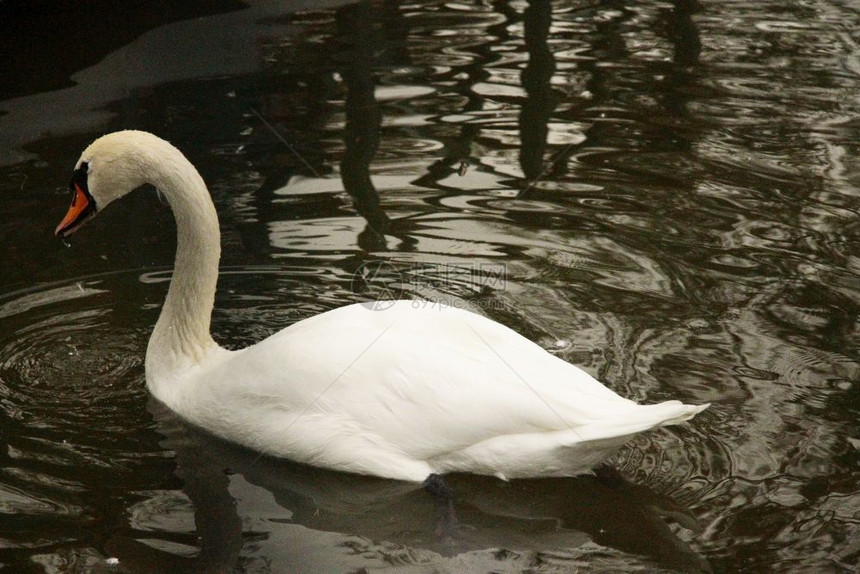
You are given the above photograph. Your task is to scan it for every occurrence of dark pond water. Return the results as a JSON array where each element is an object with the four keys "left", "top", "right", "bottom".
[{"left": 1, "top": 0, "right": 858, "bottom": 572}]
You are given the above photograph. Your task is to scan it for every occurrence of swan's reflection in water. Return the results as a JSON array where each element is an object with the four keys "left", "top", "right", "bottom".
[{"left": 105, "top": 400, "right": 710, "bottom": 573}]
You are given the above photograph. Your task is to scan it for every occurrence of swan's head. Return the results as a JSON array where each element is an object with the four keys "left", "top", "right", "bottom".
[{"left": 55, "top": 130, "right": 163, "bottom": 238}]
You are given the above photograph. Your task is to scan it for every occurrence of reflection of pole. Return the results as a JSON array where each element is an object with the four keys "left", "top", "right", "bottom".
[
  {"left": 659, "top": 0, "right": 702, "bottom": 120},
  {"left": 336, "top": 2, "right": 391, "bottom": 249},
  {"left": 668, "top": 0, "right": 702, "bottom": 68},
  {"left": 519, "top": 0, "right": 556, "bottom": 186}
]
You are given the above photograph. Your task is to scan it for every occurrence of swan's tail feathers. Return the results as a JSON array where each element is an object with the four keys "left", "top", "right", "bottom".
[
  {"left": 640, "top": 400, "right": 710, "bottom": 427},
  {"left": 577, "top": 400, "right": 709, "bottom": 441}
]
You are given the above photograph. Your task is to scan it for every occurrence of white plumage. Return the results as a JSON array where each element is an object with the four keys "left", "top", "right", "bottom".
[{"left": 57, "top": 131, "right": 707, "bottom": 482}]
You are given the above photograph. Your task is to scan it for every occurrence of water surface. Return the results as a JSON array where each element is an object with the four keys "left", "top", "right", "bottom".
[{"left": 1, "top": 0, "right": 858, "bottom": 572}]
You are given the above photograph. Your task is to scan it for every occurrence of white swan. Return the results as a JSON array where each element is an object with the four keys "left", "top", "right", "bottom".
[{"left": 56, "top": 131, "right": 708, "bottom": 482}]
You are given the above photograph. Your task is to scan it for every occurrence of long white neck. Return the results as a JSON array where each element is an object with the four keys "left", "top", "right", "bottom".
[{"left": 143, "top": 144, "right": 221, "bottom": 384}]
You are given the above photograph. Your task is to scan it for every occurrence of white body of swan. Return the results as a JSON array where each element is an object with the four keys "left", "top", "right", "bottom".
[{"left": 56, "top": 131, "right": 708, "bottom": 482}]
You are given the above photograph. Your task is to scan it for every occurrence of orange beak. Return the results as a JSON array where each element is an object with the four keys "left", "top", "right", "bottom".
[{"left": 55, "top": 183, "right": 95, "bottom": 238}]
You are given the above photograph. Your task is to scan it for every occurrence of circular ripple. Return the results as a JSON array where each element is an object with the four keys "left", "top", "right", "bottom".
[{"left": 0, "top": 277, "right": 157, "bottom": 456}]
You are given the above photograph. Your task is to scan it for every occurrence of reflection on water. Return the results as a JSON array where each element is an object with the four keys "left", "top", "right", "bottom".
[
  {"left": 1, "top": 0, "right": 858, "bottom": 572},
  {"left": 108, "top": 398, "right": 708, "bottom": 573}
]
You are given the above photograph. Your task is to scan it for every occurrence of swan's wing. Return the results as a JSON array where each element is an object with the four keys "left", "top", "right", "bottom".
[{"left": 228, "top": 301, "right": 642, "bottom": 460}]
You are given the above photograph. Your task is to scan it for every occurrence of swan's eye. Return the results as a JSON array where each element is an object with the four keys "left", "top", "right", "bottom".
[{"left": 70, "top": 161, "right": 89, "bottom": 193}]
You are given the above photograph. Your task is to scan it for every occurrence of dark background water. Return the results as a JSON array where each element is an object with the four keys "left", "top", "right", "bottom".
[{"left": 1, "top": 0, "right": 858, "bottom": 572}]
